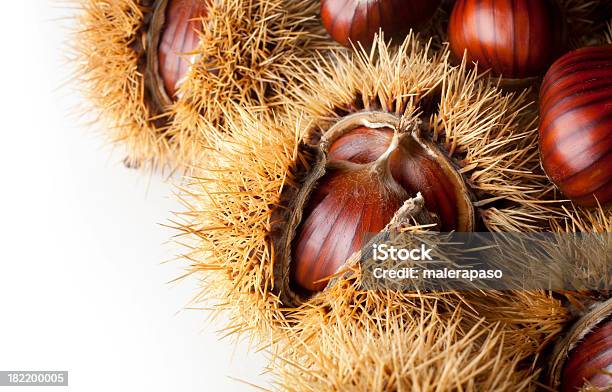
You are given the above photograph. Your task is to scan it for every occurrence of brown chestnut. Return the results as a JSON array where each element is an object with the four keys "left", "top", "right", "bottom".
[
  {"left": 539, "top": 45, "right": 612, "bottom": 207},
  {"left": 320, "top": 0, "right": 441, "bottom": 48},
  {"left": 289, "top": 113, "right": 474, "bottom": 292},
  {"left": 147, "top": 0, "right": 208, "bottom": 107},
  {"left": 448, "top": 0, "right": 566, "bottom": 79},
  {"left": 561, "top": 317, "right": 612, "bottom": 391},
  {"left": 550, "top": 299, "right": 612, "bottom": 391}
]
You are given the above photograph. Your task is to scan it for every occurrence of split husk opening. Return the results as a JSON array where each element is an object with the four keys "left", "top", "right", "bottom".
[
  {"left": 548, "top": 297, "right": 612, "bottom": 390},
  {"left": 273, "top": 111, "right": 475, "bottom": 304}
]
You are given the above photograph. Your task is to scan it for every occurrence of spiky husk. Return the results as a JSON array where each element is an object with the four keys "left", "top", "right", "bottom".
[
  {"left": 268, "top": 277, "right": 572, "bottom": 390},
  {"left": 174, "top": 35, "right": 583, "bottom": 390},
  {"left": 73, "top": 0, "right": 334, "bottom": 170},
  {"left": 73, "top": 0, "right": 160, "bottom": 168},
  {"left": 549, "top": 206, "right": 612, "bottom": 296},
  {"left": 552, "top": 206, "right": 612, "bottom": 234},
  {"left": 271, "top": 303, "right": 538, "bottom": 391},
  {"left": 277, "top": 306, "right": 537, "bottom": 391}
]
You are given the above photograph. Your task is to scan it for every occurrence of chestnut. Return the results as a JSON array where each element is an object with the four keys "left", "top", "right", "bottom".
[
  {"left": 320, "top": 0, "right": 441, "bottom": 48},
  {"left": 289, "top": 112, "right": 474, "bottom": 292},
  {"left": 448, "top": 0, "right": 566, "bottom": 79},
  {"left": 549, "top": 299, "right": 612, "bottom": 391},
  {"left": 539, "top": 45, "right": 612, "bottom": 207},
  {"left": 146, "top": 0, "right": 208, "bottom": 107},
  {"left": 562, "top": 318, "right": 612, "bottom": 391}
]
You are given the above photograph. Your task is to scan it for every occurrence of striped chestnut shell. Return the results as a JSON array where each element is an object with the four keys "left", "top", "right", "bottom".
[
  {"left": 277, "top": 112, "right": 474, "bottom": 294},
  {"left": 549, "top": 299, "right": 612, "bottom": 391},
  {"left": 539, "top": 45, "right": 612, "bottom": 207},
  {"left": 146, "top": 0, "right": 208, "bottom": 108},
  {"left": 562, "top": 318, "right": 612, "bottom": 391},
  {"left": 448, "top": 0, "right": 566, "bottom": 79},
  {"left": 320, "top": 0, "right": 441, "bottom": 47}
]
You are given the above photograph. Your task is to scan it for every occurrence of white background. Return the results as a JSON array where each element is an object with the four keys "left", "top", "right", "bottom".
[{"left": 0, "top": 1, "right": 269, "bottom": 391}]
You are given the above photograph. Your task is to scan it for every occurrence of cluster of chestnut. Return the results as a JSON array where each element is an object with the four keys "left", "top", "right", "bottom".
[
  {"left": 319, "top": 1, "right": 611, "bottom": 390},
  {"left": 81, "top": 0, "right": 610, "bottom": 389},
  {"left": 321, "top": 0, "right": 611, "bottom": 207}
]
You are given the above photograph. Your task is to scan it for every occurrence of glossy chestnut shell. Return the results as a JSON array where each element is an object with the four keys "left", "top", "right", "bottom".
[
  {"left": 147, "top": 0, "right": 208, "bottom": 106},
  {"left": 539, "top": 45, "right": 612, "bottom": 207},
  {"left": 562, "top": 318, "right": 612, "bottom": 391},
  {"left": 448, "top": 0, "right": 566, "bottom": 79},
  {"left": 325, "top": 127, "right": 466, "bottom": 232},
  {"left": 291, "top": 131, "right": 408, "bottom": 293},
  {"left": 320, "top": 0, "right": 441, "bottom": 47}
]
